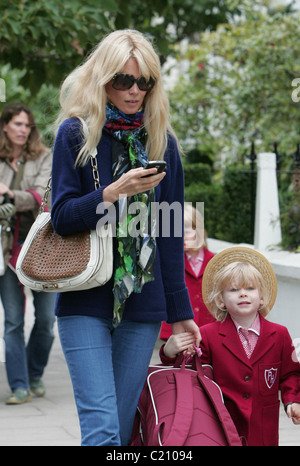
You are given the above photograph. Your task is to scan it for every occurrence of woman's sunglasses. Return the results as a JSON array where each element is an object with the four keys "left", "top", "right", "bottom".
[{"left": 112, "top": 73, "right": 155, "bottom": 92}]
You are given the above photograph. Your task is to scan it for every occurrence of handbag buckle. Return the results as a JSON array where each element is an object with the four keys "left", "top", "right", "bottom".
[{"left": 42, "top": 283, "right": 59, "bottom": 290}]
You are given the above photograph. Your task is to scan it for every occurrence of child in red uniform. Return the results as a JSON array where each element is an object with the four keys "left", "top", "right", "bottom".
[
  {"left": 160, "top": 204, "right": 214, "bottom": 340},
  {"left": 161, "top": 246, "right": 300, "bottom": 446}
]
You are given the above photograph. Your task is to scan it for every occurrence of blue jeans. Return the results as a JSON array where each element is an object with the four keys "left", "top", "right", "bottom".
[
  {"left": 58, "top": 315, "right": 160, "bottom": 446},
  {"left": 0, "top": 267, "right": 56, "bottom": 391}
]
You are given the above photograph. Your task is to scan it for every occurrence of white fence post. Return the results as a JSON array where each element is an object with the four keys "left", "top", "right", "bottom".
[
  {"left": 254, "top": 152, "right": 282, "bottom": 250},
  {"left": 0, "top": 78, "right": 5, "bottom": 102}
]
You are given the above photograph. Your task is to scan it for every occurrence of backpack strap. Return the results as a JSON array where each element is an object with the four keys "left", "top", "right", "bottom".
[
  {"left": 195, "top": 357, "right": 242, "bottom": 446},
  {"left": 154, "top": 363, "right": 194, "bottom": 447}
]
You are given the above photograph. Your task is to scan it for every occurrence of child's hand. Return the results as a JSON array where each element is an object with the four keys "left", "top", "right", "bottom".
[
  {"left": 287, "top": 403, "right": 300, "bottom": 424},
  {"left": 163, "top": 332, "right": 196, "bottom": 359}
]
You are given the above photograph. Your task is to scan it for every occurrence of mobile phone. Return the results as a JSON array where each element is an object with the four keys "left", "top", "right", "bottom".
[{"left": 142, "top": 160, "right": 167, "bottom": 177}]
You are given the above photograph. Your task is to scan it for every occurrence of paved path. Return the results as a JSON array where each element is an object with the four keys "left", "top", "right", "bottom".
[{"left": 0, "top": 295, "right": 299, "bottom": 446}]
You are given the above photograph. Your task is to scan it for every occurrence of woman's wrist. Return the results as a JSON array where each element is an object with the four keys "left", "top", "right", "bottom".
[
  {"left": 102, "top": 183, "right": 119, "bottom": 204},
  {"left": 7, "top": 189, "right": 15, "bottom": 200}
]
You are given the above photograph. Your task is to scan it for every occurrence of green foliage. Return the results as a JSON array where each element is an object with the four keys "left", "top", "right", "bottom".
[
  {"left": 183, "top": 162, "right": 212, "bottom": 186},
  {"left": 215, "top": 165, "right": 254, "bottom": 244},
  {"left": 172, "top": 4, "right": 300, "bottom": 250},
  {"left": 279, "top": 182, "right": 300, "bottom": 251},
  {"left": 184, "top": 159, "right": 300, "bottom": 251},
  {"left": 0, "top": 0, "right": 241, "bottom": 144},
  {"left": 184, "top": 180, "right": 222, "bottom": 239},
  {"left": 185, "top": 163, "right": 254, "bottom": 244},
  {"left": 169, "top": 7, "right": 300, "bottom": 161},
  {"left": 1, "top": 64, "right": 60, "bottom": 146},
  {"left": 0, "top": 0, "right": 238, "bottom": 95},
  {"left": 0, "top": 0, "right": 118, "bottom": 93},
  {"left": 0, "top": 65, "right": 30, "bottom": 103},
  {"left": 184, "top": 147, "right": 214, "bottom": 166}
]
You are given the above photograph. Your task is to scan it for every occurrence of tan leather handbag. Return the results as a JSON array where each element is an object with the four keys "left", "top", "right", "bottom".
[{"left": 16, "top": 154, "right": 113, "bottom": 292}]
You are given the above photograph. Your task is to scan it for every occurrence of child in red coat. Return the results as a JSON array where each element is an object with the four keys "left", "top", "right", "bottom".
[
  {"left": 160, "top": 204, "right": 214, "bottom": 340},
  {"left": 161, "top": 246, "right": 300, "bottom": 446}
]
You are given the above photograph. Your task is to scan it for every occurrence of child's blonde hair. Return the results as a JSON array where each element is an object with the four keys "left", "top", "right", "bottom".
[
  {"left": 184, "top": 204, "right": 206, "bottom": 251},
  {"left": 207, "top": 261, "right": 271, "bottom": 321}
]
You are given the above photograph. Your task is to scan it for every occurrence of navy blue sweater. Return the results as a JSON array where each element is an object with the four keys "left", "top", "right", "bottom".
[{"left": 51, "top": 118, "right": 194, "bottom": 323}]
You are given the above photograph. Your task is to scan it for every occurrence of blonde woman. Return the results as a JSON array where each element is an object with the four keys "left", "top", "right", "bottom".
[{"left": 51, "top": 29, "right": 200, "bottom": 446}]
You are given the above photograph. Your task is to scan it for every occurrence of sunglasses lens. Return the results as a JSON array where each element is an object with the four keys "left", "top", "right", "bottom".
[
  {"left": 138, "top": 77, "right": 155, "bottom": 91},
  {"left": 137, "top": 77, "right": 148, "bottom": 91},
  {"left": 112, "top": 74, "right": 133, "bottom": 90},
  {"left": 112, "top": 74, "right": 155, "bottom": 91}
]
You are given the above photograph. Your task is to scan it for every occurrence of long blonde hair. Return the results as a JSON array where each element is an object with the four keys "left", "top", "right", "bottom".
[{"left": 55, "top": 29, "right": 180, "bottom": 165}]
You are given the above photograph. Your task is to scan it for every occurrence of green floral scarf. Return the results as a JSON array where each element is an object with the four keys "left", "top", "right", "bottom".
[{"left": 104, "top": 103, "right": 156, "bottom": 326}]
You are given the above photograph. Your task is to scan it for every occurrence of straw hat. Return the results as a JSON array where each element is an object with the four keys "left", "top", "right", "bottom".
[{"left": 202, "top": 246, "right": 277, "bottom": 313}]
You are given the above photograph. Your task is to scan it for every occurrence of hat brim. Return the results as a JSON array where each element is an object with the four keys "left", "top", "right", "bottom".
[{"left": 202, "top": 246, "right": 277, "bottom": 313}]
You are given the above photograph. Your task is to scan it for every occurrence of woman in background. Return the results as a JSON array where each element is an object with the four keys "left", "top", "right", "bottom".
[{"left": 0, "top": 103, "right": 55, "bottom": 405}]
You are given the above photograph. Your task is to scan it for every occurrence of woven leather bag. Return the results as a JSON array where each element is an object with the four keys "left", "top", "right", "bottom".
[
  {"left": 131, "top": 355, "right": 242, "bottom": 447},
  {"left": 16, "top": 155, "right": 113, "bottom": 292}
]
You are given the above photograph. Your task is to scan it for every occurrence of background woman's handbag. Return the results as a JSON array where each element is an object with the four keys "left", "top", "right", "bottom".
[
  {"left": 16, "top": 154, "right": 113, "bottom": 292},
  {"left": 0, "top": 201, "right": 16, "bottom": 276},
  {"left": 0, "top": 224, "right": 8, "bottom": 276}
]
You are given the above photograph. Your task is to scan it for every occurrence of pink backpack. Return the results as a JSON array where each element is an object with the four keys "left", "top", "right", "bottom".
[{"left": 131, "top": 356, "right": 242, "bottom": 446}]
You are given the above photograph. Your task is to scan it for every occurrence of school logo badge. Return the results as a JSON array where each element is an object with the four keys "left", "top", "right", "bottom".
[{"left": 265, "top": 368, "right": 278, "bottom": 389}]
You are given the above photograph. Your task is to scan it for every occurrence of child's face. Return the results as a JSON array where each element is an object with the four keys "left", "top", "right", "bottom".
[
  {"left": 221, "top": 282, "right": 263, "bottom": 324},
  {"left": 184, "top": 227, "right": 197, "bottom": 251},
  {"left": 184, "top": 226, "right": 204, "bottom": 252}
]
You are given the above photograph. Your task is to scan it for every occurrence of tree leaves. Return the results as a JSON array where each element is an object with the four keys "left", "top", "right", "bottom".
[
  {"left": 169, "top": 8, "right": 300, "bottom": 161},
  {"left": 0, "top": 0, "right": 235, "bottom": 94}
]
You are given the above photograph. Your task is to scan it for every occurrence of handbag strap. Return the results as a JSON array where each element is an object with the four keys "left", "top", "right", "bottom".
[
  {"left": 90, "top": 153, "right": 100, "bottom": 189},
  {"left": 39, "top": 153, "right": 100, "bottom": 214}
]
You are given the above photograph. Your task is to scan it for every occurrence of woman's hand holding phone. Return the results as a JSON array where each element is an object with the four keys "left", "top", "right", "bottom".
[
  {"left": 142, "top": 160, "right": 167, "bottom": 177},
  {"left": 103, "top": 162, "right": 167, "bottom": 204}
]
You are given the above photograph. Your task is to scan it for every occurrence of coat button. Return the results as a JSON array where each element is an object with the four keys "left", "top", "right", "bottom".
[
  {"left": 244, "top": 375, "right": 251, "bottom": 382},
  {"left": 243, "top": 393, "right": 250, "bottom": 399}
]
